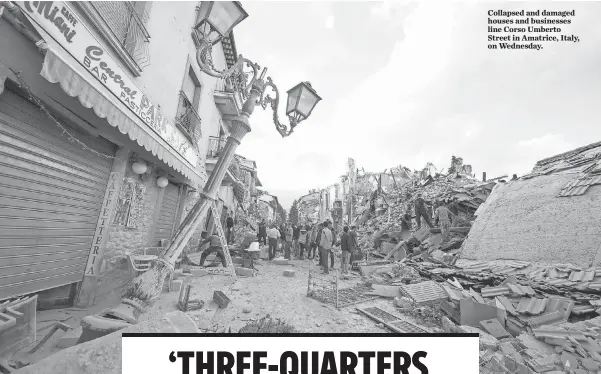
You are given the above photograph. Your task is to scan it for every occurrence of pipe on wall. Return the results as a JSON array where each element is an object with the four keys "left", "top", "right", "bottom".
[{"left": 0, "top": 1, "right": 48, "bottom": 51}]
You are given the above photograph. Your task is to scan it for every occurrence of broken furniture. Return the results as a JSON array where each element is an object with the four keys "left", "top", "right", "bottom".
[
  {"left": 28, "top": 322, "right": 70, "bottom": 354},
  {"left": 178, "top": 285, "right": 203, "bottom": 312},
  {"left": 0, "top": 296, "right": 37, "bottom": 373},
  {"left": 307, "top": 270, "right": 378, "bottom": 309},
  {"left": 127, "top": 253, "right": 158, "bottom": 277}
]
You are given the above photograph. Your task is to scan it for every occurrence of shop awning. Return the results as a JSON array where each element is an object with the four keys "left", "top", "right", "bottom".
[{"left": 39, "top": 49, "right": 205, "bottom": 188}]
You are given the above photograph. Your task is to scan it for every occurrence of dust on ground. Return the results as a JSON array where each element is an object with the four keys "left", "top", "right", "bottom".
[
  {"left": 141, "top": 258, "right": 396, "bottom": 333},
  {"left": 10, "top": 257, "right": 402, "bottom": 368}
]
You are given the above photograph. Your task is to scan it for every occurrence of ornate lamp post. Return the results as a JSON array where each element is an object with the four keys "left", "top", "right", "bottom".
[{"left": 95, "top": 1, "right": 321, "bottom": 329}]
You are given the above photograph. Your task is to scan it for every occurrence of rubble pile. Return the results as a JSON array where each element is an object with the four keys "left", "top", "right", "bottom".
[
  {"left": 353, "top": 173, "right": 496, "bottom": 260},
  {"left": 232, "top": 208, "right": 259, "bottom": 249},
  {"left": 352, "top": 251, "right": 601, "bottom": 373}
]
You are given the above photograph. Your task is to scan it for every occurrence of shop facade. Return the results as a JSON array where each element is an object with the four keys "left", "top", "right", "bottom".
[{"left": 0, "top": 1, "right": 239, "bottom": 306}]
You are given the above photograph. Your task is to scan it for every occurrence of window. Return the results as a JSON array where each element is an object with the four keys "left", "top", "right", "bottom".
[
  {"left": 175, "top": 67, "right": 202, "bottom": 143},
  {"left": 82, "top": 2, "right": 152, "bottom": 74}
]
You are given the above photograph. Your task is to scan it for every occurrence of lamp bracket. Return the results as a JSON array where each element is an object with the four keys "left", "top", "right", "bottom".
[
  {"left": 195, "top": 31, "right": 260, "bottom": 96},
  {"left": 256, "top": 77, "right": 299, "bottom": 138}
]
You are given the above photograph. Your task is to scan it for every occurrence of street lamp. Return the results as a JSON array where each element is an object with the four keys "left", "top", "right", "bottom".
[{"left": 85, "top": 1, "right": 322, "bottom": 335}]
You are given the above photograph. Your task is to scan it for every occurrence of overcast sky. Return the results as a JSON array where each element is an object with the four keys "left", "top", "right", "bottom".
[{"left": 233, "top": 1, "right": 601, "bottom": 210}]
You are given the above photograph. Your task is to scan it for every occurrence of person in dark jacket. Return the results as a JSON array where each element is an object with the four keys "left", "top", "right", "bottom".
[
  {"left": 326, "top": 221, "right": 335, "bottom": 269},
  {"left": 198, "top": 231, "right": 227, "bottom": 267},
  {"left": 340, "top": 226, "right": 351, "bottom": 277},
  {"left": 226, "top": 214, "right": 235, "bottom": 244},
  {"left": 315, "top": 223, "right": 324, "bottom": 266},
  {"left": 258, "top": 221, "right": 267, "bottom": 245},
  {"left": 414, "top": 196, "right": 433, "bottom": 228},
  {"left": 292, "top": 224, "right": 300, "bottom": 258}
]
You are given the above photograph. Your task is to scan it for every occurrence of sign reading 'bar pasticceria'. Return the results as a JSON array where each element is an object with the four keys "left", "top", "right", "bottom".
[{"left": 18, "top": 1, "right": 198, "bottom": 166}]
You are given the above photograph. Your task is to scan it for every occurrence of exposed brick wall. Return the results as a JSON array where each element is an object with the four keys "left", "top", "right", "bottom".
[
  {"left": 462, "top": 174, "right": 601, "bottom": 267},
  {"left": 102, "top": 166, "right": 161, "bottom": 270}
]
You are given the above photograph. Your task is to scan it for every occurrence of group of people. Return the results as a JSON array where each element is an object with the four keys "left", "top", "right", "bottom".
[
  {"left": 407, "top": 194, "right": 458, "bottom": 242},
  {"left": 193, "top": 195, "right": 458, "bottom": 272},
  {"left": 256, "top": 220, "right": 360, "bottom": 276}
]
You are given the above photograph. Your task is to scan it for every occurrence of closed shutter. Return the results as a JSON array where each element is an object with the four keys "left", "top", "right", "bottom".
[
  {"left": 0, "top": 91, "right": 116, "bottom": 301},
  {"left": 153, "top": 183, "right": 180, "bottom": 244}
]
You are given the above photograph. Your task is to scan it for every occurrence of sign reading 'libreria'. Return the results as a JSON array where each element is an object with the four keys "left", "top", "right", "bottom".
[{"left": 18, "top": 1, "right": 198, "bottom": 166}]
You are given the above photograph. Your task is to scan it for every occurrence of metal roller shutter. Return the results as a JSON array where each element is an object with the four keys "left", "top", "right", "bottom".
[
  {"left": 0, "top": 91, "right": 116, "bottom": 301},
  {"left": 153, "top": 183, "right": 180, "bottom": 244}
]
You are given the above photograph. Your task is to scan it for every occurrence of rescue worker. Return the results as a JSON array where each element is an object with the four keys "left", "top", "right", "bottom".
[{"left": 414, "top": 195, "right": 433, "bottom": 228}]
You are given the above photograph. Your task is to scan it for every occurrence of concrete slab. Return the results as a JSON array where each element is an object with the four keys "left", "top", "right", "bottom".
[
  {"left": 56, "top": 327, "right": 82, "bottom": 349},
  {"left": 460, "top": 299, "right": 503, "bottom": 327}
]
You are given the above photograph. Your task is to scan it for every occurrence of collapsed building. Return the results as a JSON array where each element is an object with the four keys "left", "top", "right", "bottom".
[
  {"left": 317, "top": 144, "right": 601, "bottom": 373},
  {"left": 463, "top": 141, "right": 601, "bottom": 267}
]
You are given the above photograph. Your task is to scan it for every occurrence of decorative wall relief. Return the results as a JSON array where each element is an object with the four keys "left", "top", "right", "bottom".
[{"left": 113, "top": 177, "right": 147, "bottom": 228}]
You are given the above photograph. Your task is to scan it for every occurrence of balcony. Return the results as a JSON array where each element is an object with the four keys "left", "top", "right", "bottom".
[
  {"left": 81, "top": 1, "right": 151, "bottom": 75},
  {"left": 207, "top": 136, "right": 226, "bottom": 159},
  {"left": 175, "top": 91, "right": 202, "bottom": 144},
  {"left": 213, "top": 75, "right": 246, "bottom": 118}
]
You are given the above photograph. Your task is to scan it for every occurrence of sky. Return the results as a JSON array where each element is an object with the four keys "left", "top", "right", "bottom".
[{"left": 233, "top": 1, "right": 601, "bottom": 210}]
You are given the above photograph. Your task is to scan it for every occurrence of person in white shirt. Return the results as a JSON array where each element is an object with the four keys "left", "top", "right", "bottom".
[{"left": 267, "top": 224, "right": 280, "bottom": 260}]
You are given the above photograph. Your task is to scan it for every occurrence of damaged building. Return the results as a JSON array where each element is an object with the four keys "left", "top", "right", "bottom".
[{"left": 463, "top": 141, "right": 601, "bottom": 267}]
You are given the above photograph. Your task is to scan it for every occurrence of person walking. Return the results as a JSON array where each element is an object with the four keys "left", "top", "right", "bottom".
[
  {"left": 226, "top": 214, "right": 235, "bottom": 244},
  {"left": 285, "top": 224, "right": 294, "bottom": 260},
  {"left": 267, "top": 224, "right": 280, "bottom": 260},
  {"left": 327, "top": 221, "right": 336, "bottom": 269},
  {"left": 340, "top": 226, "right": 352, "bottom": 278},
  {"left": 434, "top": 202, "right": 455, "bottom": 243},
  {"left": 258, "top": 221, "right": 267, "bottom": 246},
  {"left": 198, "top": 231, "right": 228, "bottom": 268},
  {"left": 308, "top": 224, "right": 319, "bottom": 260},
  {"left": 315, "top": 222, "right": 325, "bottom": 267},
  {"left": 279, "top": 223, "right": 286, "bottom": 256},
  {"left": 414, "top": 195, "right": 433, "bottom": 228},
  {"left": 319, "top": 221, "right": 333, "bottom": 274},
  {"left": 298, "top": 227, "right": 307, "bottom": 260},
  {"left": 292, "top": 224, "right": 300, "bottom": 258}
]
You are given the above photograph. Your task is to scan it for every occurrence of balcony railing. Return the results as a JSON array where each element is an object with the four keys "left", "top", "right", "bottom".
[
  {"left": 175, "top": 91, "right": 202, "bottom": 143},
  {"left": 207, "top": 136, "right": 226, "bottom": 159},
  {"left": 228, "top": 158, "right": 240, "bottom": 179},
  {"left": 89, "top": 1, "right": 151, "bottom": 69}
]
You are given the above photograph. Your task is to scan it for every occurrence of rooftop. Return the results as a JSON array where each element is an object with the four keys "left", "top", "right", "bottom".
[{"left": 536, "top": 141, "right": 601, "bottom": 167}]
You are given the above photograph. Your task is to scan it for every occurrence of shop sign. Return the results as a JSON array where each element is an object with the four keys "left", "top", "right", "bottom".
[
  {"left": 18, "top": 1, "right": 198, "bottom": 166},
  {"left": 84, "top": 171, "right": 123, "bottom": 277}
]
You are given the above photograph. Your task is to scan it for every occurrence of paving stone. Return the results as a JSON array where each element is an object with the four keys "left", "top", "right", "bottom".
[
  {"left": 283, "top": 270, "right": 295, "bottom": 277},
  {"left": 236, "top": 267, "right": 254, "bottom": 277}
]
